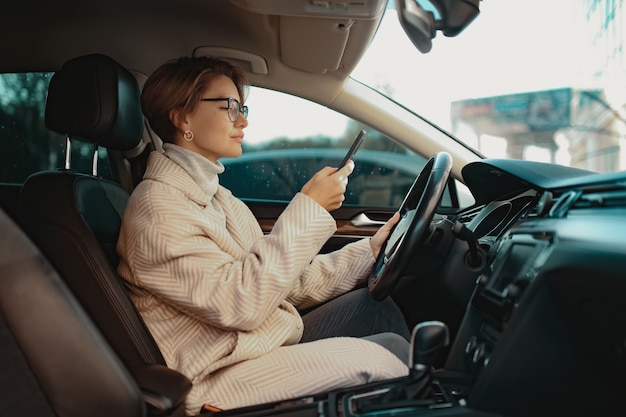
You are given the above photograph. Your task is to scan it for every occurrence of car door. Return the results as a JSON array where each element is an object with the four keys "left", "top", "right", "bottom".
[{"left": 220, "top": 87, "right": 470, "bottom": 253}]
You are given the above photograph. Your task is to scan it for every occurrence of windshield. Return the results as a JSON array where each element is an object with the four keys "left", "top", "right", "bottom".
[{"left": 353, "top": 0, "right": 625, "bottom": 174}]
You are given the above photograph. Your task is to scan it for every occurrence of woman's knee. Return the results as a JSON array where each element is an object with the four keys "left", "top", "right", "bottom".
[{"left": 361, "top": 332, "right": 410, "bottom": 364}]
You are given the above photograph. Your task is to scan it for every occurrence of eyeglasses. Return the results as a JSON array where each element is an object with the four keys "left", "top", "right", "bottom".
[{"left": 200, "top": 97, "right": 248, "bottom": 122}]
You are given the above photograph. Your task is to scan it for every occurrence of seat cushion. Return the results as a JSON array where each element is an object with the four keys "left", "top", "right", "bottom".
[{"left": 0, "top": 207, "right": 146, "bottom": 417}]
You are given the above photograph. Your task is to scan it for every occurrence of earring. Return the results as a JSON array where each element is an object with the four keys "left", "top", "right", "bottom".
[{"left": 184, "top": 130, "right": 194, "bottom": 141}]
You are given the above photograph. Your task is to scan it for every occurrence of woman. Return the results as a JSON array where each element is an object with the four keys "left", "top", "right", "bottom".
[{"left": 117, "top": 56, "right": 410, "bottom": 413}]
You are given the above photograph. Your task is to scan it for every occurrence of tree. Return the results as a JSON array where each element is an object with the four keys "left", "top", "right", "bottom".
[{"left": 0, "top": 73, "right": 64, "bottom": 182}]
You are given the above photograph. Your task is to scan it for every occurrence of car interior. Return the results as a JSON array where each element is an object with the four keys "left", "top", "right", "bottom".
[{"left": 2, "top": 1, "right": 626, "bottom": 417}]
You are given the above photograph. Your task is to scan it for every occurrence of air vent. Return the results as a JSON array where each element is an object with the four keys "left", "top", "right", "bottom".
[
  {"left": 548, "top": 190, "right": 582, "bottom": 218},
  {"left": 572, "top": 190, "right": 626, "bottom": 209}
]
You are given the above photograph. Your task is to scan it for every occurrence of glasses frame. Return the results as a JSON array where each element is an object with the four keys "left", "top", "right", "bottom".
[{"left": 200, "top": 97, "right": 248, "bottom": 122}]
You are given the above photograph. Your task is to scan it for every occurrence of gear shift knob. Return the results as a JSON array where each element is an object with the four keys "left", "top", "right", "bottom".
[{"left": 409, "top": 321, "right": 450, "bottom": 373}]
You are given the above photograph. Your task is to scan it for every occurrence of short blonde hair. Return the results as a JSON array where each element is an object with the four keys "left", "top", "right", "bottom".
[{"left": 141, "top": 56, "right": 248, "bottom": 143}]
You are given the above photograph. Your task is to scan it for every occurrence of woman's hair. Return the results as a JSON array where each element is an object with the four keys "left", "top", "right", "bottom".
[{"left": 141, "top": 56, "right": 248, "bottom": 143}]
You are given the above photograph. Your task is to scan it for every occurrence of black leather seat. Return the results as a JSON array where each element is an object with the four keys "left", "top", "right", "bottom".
[
  {"left": 16, "top": 54, "right": 191, "bottom": 416},
  {"left": 0, "top": 207, "right": 146, "bottom": 417}
]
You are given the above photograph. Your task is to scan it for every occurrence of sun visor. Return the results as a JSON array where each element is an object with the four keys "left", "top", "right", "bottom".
[{"left": 280, "top": 16, "right": 353, "bottom": 74}]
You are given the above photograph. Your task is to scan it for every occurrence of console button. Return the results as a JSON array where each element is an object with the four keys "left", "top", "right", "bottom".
[
  {"left": 472, "top": 343, "right": 487, "bottom": 365},
  {"left": 465, "top": 336, "right": 477, "bottom": 355}
]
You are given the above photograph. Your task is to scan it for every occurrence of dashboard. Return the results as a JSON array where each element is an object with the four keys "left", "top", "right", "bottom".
[{"left": 435, "top": 159, "right": 626, "bottom": 416}]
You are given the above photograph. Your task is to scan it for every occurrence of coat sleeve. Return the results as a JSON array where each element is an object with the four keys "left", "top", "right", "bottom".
[
  {"left": 285, "top": 237, "right": 374, "bottom": 310},
  {"left": 118, "top": 181, "right": 365, "bottom": 331}
]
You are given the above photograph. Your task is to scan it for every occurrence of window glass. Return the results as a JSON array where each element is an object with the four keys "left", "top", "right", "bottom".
[
  {"left": 353, "top": 1, "right": 626, "bottom": 174},
  {"left": 220, "top": 87, "right": 470, "bottom": 208},
  {"left": 0, "top": 72, "right": 112, "bottom": 183}
]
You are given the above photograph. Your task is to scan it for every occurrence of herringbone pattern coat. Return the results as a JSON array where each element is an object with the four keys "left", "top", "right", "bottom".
[{"left": 117, "top": 145, "right": 407, "bottom": 412}]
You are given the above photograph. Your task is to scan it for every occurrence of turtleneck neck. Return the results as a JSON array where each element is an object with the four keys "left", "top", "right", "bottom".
[{"left": 162, "top": 143, "right": 225, "bottom": 199}]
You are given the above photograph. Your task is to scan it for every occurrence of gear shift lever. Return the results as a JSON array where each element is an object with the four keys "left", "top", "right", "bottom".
[
  {"left": 409, "top": 321, "right": 450, "bottom": 375},
  {"left": 406, "top": 321, "right": 449, "bottom": 398}
]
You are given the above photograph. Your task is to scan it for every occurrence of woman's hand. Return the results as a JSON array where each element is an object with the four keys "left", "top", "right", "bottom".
[
  {"left": 370, "top": 212, "right": 400, "bottom": 259},
  {"left": 301, "top": 161, "right": 354, "bottom": 212}
]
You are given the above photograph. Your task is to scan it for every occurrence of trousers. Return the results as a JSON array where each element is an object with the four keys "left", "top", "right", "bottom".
[{"left": 301, "top": 287, "right": 411, "bottom": 363}]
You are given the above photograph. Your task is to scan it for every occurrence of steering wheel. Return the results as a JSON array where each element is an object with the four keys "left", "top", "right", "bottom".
[{"left": 369, "top": 151, "right": 453, "bottom": 300}]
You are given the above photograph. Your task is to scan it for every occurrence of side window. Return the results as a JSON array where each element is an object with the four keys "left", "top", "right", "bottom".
[
  {"left": 220, "top": 87, "right": 471, "bottom": 209},
  {"left": 0, "top": 72, "right": 112, "bottom": 184}
]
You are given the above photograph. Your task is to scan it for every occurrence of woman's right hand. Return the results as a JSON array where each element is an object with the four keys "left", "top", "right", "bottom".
[{"left": 301, "top": 161, "right": 354, "bottom": 212}]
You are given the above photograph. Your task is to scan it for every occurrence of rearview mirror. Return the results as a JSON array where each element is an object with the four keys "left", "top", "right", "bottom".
[{"left": 396, "top": 0, "right": 480, "bottom": 53}]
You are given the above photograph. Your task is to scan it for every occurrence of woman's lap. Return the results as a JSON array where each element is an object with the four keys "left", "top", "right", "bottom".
[
  {"left": 197, "top": 337, "right": 408, "bottom": 410},
  {"left": 190, "top": 289, "right": 412, "bottom": 411},
  {"left": 300, "top": 287, "right": 411, "bottom": 341},
  {"left": 300, "top": 287, "right": 411, "bottom": 363}
]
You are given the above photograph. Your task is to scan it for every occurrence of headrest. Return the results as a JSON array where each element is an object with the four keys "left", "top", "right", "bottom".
[{"left": 45, "top": 54, "right": 144, "bottom": 151}]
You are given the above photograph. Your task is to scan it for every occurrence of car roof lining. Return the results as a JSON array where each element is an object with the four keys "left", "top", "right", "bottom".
[{"left": 1, "top": 0, "right": 385, "bottom": 108}]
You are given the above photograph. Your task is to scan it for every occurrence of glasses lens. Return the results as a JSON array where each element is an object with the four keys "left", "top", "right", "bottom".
[
  {"left": 227, "top": 99, "right": 238, "bottom": 121},
  {"left": 227, "top": 98, "right": 247, "bottom": 121}
]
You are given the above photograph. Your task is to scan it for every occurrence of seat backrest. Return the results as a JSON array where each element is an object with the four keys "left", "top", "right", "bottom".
[
  {"left": 16, "top": 54, "right": 191, "bottom": 416},
  {"left": 0, "top": 207, "right": 146, "bottom": 417}
]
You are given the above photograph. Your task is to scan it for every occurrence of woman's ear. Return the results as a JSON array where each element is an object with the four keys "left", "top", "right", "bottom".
[
  {"left": 168, "top": 109, "right": 190, "bottom": 145},
  {"left": 169, "top": 108, "right": 184, "bottom": 130},
  {"left": 169, "top": 108, "right": 192, "bottom": 142}
]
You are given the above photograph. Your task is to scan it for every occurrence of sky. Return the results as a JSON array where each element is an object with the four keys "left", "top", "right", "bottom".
[
  {"left": 243, "top": 89, "right": 349, "bottom": 144},
  {"left": 352, "top": 0, "right": 585, "bottom": 129}
]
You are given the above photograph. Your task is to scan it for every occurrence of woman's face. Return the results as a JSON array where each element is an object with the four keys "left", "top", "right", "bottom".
[{"left": 175, "top": 74, "right": 248, "bottom": 162}]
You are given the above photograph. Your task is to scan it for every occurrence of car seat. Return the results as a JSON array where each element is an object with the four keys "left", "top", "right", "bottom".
[
  {"left": 0, "top": 207, "right": 146, "bottom": 417},
  {"left": 16, "top": 53, "right": 191, "bottom": 416}
]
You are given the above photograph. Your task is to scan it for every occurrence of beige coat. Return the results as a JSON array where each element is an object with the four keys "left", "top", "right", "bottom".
[{"left": 117, "top": 145, "right": 407, "bottom": 412}]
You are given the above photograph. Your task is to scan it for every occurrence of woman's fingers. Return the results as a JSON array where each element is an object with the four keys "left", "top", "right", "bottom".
[{"left": 301, "top": 161, "right": 355, "bottom": 211}]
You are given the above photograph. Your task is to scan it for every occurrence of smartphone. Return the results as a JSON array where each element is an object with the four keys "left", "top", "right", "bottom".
[{"left": 338, "top": 129, "right": 366, "bottom": 169}]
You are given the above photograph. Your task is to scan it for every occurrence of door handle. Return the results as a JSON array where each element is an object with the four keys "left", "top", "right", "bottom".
[{"left": 350, "top": 213, "right": 386, "bottom": 227}]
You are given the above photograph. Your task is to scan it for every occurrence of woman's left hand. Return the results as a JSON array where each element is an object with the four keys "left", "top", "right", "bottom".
[{"left": 369, "top": 212, "right": 400, "bottom": 259}]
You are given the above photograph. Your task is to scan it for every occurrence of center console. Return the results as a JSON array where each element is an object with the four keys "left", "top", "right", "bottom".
[{"left": 453, "top": 231, "right": 555, "bottom": 373}]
